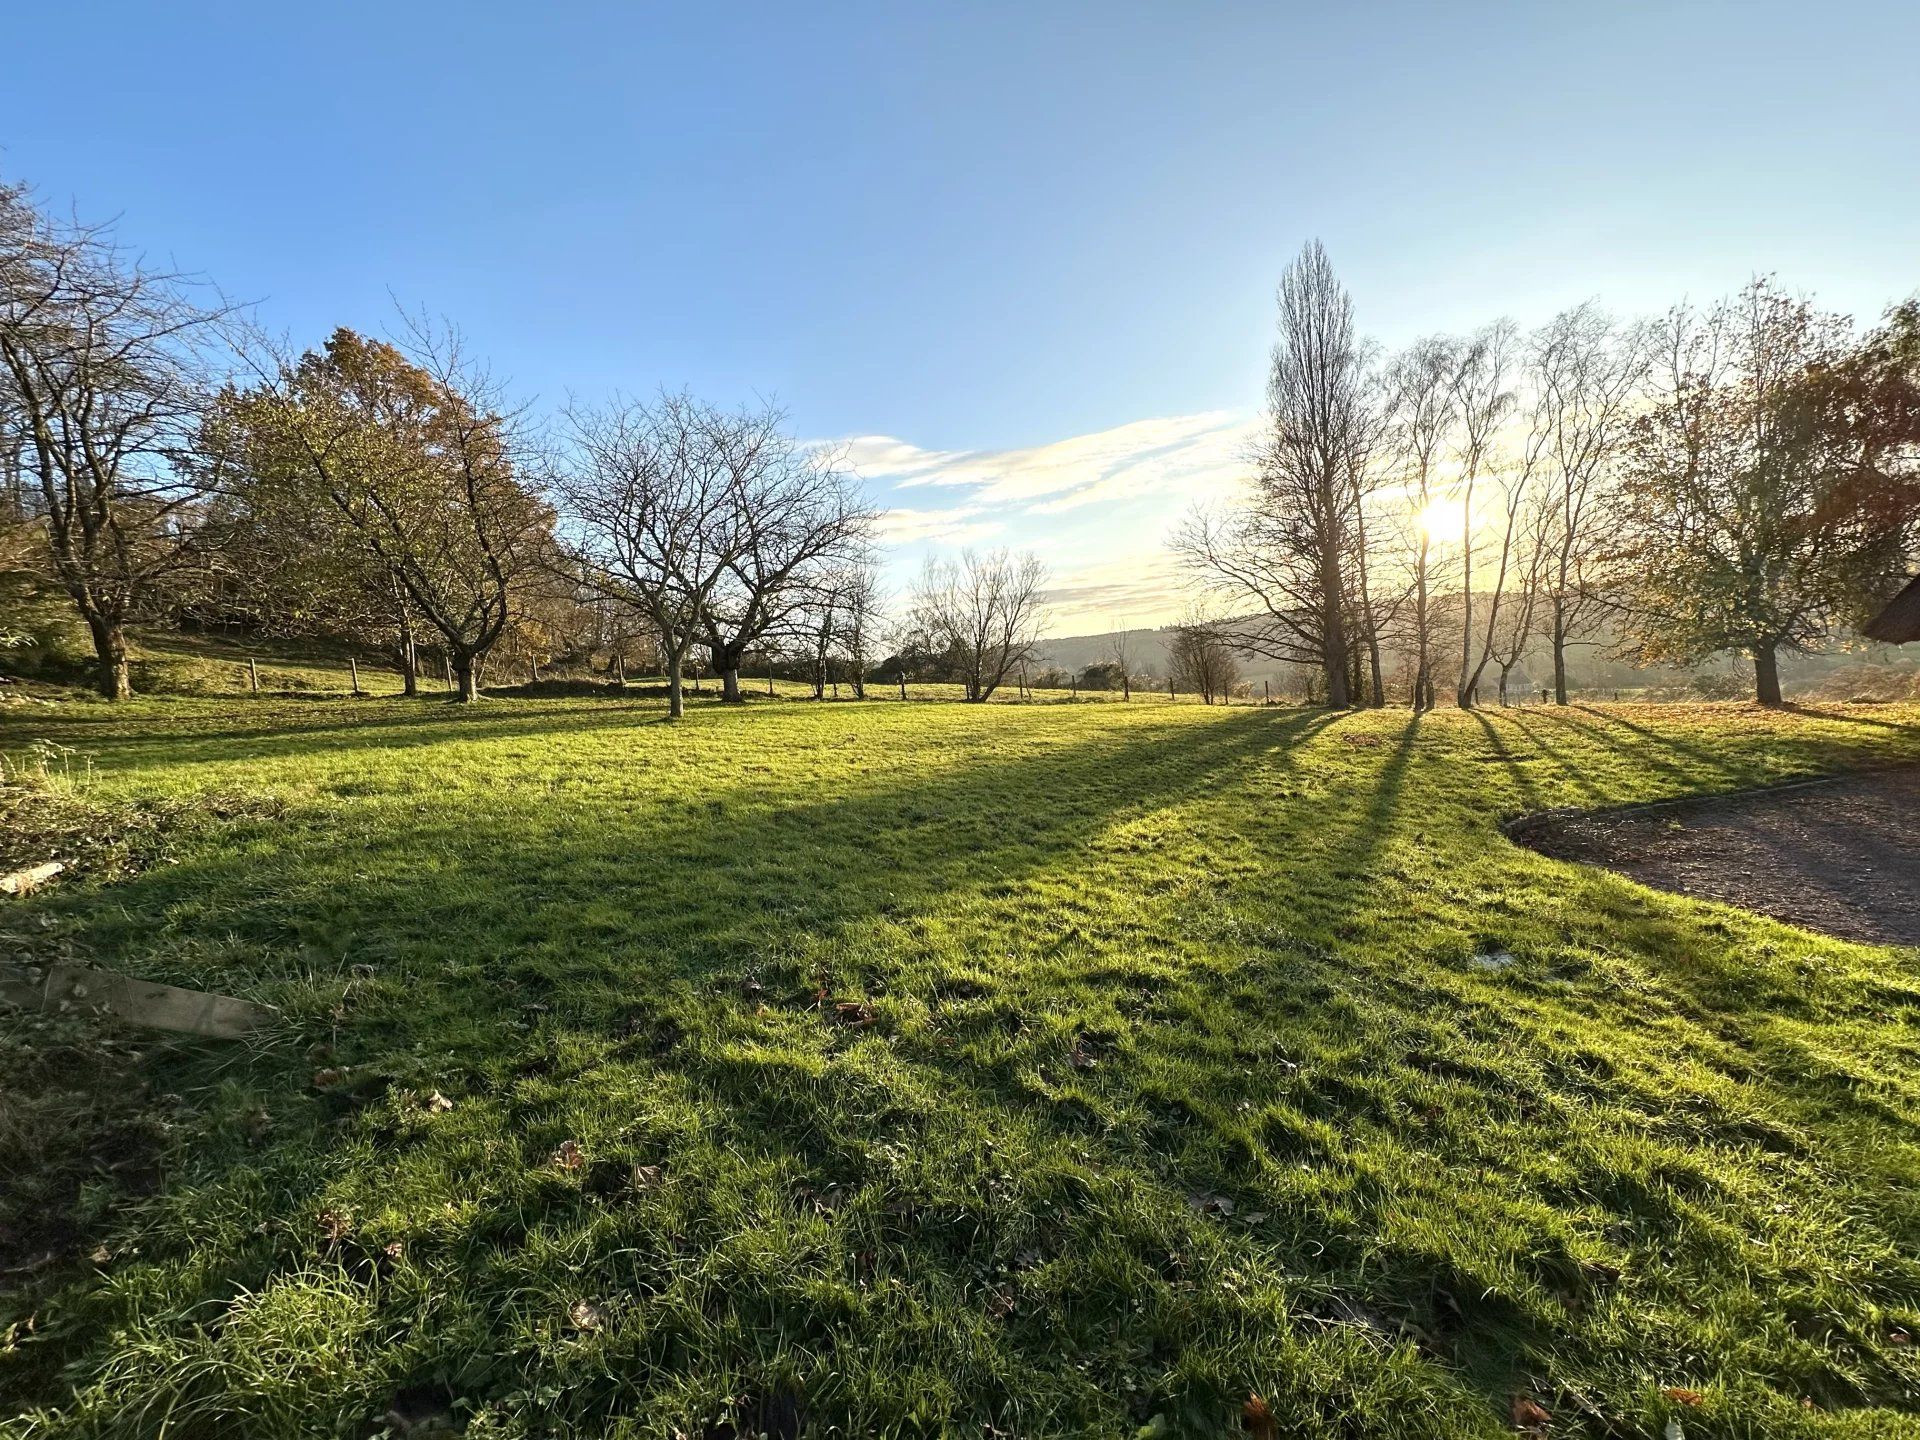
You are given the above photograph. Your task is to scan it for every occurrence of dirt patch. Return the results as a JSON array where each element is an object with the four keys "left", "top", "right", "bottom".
[{"left": 1512, "top": 768, "right": 1920, "bottom": 948}]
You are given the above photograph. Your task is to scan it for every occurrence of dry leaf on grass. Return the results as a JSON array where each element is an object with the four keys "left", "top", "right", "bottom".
[{"left": 1510, "top": 1394, "right": 1551, "bottom": 1433}]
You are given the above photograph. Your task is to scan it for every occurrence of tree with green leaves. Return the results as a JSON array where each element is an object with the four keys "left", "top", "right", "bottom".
[{"left": 1615, "top": 281, "right": 1918, "bottom": 704}]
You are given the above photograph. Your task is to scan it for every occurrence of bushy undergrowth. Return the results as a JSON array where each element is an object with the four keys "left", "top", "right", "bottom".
[{"left": 0, "top": 695, "right": 1917, "bottom": 1438}]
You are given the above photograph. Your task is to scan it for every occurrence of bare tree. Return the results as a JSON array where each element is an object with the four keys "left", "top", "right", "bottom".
[
  {"left": 694, "top": 408, "right": 876, "bottom": 702},
  {"left": 1457, "top": 371, "right": 1550, "bottom": 707},
  {"left": 1168, "top": 611, "right": 1241, "bottom": 704},
  {"left": 556, "top": 391, "right": 739, "bottom": 718},
  {"left": 1384, "top": 338, "right": 1458, "bottom": 710},
  {"left": 0, "top": 180, "right": 235, "bottom": 698},
  {"left": 1532, "top": 303, "right": 1648, "bottom": 703},
  {"left": 833, "top": 558, "right": 883, "bottom": 699},
  {"left": 1176, "top": 241, "right": 1373, "bottom": 706},
  {"left": 1449, "top": 322, "right": 1517, "bottom": 707},
  {"left": 1106, "top": 623, "right": 1136, "bottom": 700},
  {"left": 1483, "top": 483, "right": 1555, "bottom": 704},
  {"left": 908, "top": 548, "right": 1047, "bottom": 702}
]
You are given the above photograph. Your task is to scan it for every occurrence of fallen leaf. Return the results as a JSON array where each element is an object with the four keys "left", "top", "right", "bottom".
[
  {"left": 551, "top": 1139, "right": 585, "bottom": 1172},
  {"left": 568, "top": 1298, "right": 606, "bottom": 1332},
  {"left": 1510, "top": 1394, "right": 1550, "bottom": 1433},
  {"left": 1242, "top": 1394, "right": 1277, "bottom": 1440},
  {"left": 424, "top": 1091, "right": 454, "bottom": 1113},
  {"left": 630, "top": 1163, "right": 664, "bottom": 1190},
  {"left": 1187, "top": 1191, "right": 1234, "bottom": 1217},
  {"left": 317, "top": 1207, "right": 352, "bottom": 1244},
  {"left": 1663, "top": 1387, "right": 1704, "bottom": 1408}
]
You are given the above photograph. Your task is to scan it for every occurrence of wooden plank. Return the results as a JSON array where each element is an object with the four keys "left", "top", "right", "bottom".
[
  {"left": 0, "top": 962, "right": 277, "bottom": 1040},
  {"left": 0, "top": 862, "right": 64, "bottom": 896}
]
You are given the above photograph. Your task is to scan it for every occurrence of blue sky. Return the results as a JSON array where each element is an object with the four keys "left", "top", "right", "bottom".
[{"left": 6, "top": 2, "right": 1917, "bottom": 632}]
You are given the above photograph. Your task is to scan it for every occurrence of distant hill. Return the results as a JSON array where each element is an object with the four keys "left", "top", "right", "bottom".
[{"left": 1034, "top": 615, "right": 1920, "bottom": 700}]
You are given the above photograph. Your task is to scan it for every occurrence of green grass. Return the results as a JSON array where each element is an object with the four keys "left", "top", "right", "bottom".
[{"left": 2, "top": 693, "right": 1919, "bottom": 1438}]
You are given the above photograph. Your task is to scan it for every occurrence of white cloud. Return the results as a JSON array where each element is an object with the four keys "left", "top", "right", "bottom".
[
  {"left": 852, "top": 409, "right": 1261, "bottom": 633},
  {"left": 847, "top": 411, "right": 1255, "bottom": 514},
  {"left": 873, "top": 503, "right": 1005, "bottom": 546}
]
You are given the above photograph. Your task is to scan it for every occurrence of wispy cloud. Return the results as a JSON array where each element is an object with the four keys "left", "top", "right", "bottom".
[
  {"left": 872, "top": 503, "right": 1004, "bottom": 546},
  {"left": 846, "top": 411, "right": 1255, "bottom": 515},
  {"left": 1034, "top": 555, "right": 1194, "bottom": 636},
  {"left": 849, "top": 410, "right": 1259, "bottom": 633}
]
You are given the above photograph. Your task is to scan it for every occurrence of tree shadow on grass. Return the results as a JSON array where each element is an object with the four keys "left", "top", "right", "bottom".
[
  {"left": 1777, "top": 701, "right": 1920, "bottom": 733},
  {"left": 8, "top": 701, "right": 1920, "bottom": 1435}
]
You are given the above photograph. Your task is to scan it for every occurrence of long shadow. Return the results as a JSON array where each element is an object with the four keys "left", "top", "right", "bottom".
[
  {"left": 1778, "top": 702, "right": 1920, "bottom": 734},
  {"left": 9, "top": 700, "right": 1918, "bottom": 1432},
  {"left": 1500, "top": 709, "right": 1611, "bottom": 805},
  {"left": 1467, "top": 711, "right": 1545, "bottom": 813},
  {"left": 2, "top": 702, "right": 1377, "bottom": 1416},
  {"left": 1531, "top": 706, "right": 1744, "bottom": 792},
  {"left": 1569, "top": 704, "right": 1763, "bottom": 782},
  {"left": 0, "top": 696, "right": 683, "bottom": 769}
]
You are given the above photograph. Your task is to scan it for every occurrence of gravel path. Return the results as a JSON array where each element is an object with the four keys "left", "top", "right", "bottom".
[{"left": 1515, "top": 768, "right": 1920, "bottom": 947}]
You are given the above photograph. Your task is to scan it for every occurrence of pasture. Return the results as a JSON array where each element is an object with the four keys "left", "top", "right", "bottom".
[{"left": 2, "top": 694, "right": 1919, "bottom": 1438}]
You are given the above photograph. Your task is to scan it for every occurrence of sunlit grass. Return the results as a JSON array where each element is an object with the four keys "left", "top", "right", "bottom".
[{"left": 2, "top": 694, "right": 1918, "bottom": 1437}]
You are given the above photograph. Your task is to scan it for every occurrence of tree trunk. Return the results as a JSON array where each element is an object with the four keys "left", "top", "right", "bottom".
[
  {"left": 1412, "top": 539, "right": 1431, "bottom": 712},
  {"left": 398, "top": 612, "right": 419, "bottom": 698},
  {"left": 1321, "top": 544, "right": 1350, "bottom": 708},
  {"left": 88, "top": 614, "right": 132, "bottom": 701},
  {"left": 1498, "top": 664, "right": 1512, "bottom": 707},
  {"left": 1754, "top": 642, "right": 1782, "bottom": 706},
  {"left": 1552, "top": 599, "right": 1570, "bottom": 706},
  {"left": 453, "top": 653, "right": 482, "bottom": 703},
  {"left": 712, "top": 640, "right": 747, "bottom": 703},
  {"left": 666, "top": 650, "right": 685, "bottom": 719}
]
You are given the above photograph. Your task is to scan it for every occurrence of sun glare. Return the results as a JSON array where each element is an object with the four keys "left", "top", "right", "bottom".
[{"left": 1418, "top": 498, "right": 1468, "bottom": 541}]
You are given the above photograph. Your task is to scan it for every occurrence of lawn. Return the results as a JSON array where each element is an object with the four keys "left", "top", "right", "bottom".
[{"left": 2, "top": 694, "right": 1919, "bottom": 1438}]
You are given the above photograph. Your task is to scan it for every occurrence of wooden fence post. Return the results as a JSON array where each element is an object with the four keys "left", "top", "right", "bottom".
[
  {"left": 349, "top": 657, "right": 361, "bottom": 697},
  {"left": 1263, "top": 679, "right": 1271, "bottom": 705},
  {"left": 444, "top": 656, "right": 454, "bottom": 691},
  {"left": 531, "top": 656, "right": 541, "bottom": 684},
  {"left": 897, "top": 672, "right": 907, "bottom": 701},
  {"left": 1168, "top": 675, "right": 1175, "bottom": 701},
  {"left": 1020, "top": 661, "right": 1029, "bottom": 700},
  {"left": 767, "top": 663, "right": 775, "bottom": 697},
  {"left": 248, "top": 658, "right": 259, "bottom": 695}
]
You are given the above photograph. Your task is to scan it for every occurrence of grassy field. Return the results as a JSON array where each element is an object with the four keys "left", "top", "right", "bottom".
[{"left": 1, "top": 693, "right": 1918, "bottom": 1438}]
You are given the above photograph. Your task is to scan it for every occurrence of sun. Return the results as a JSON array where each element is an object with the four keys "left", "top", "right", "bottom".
[{"left": 1418, "top": 497, "right": 1469, "bottom": 542}]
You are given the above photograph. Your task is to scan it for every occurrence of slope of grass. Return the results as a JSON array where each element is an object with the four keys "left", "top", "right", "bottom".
[{"left": 1, "top": 694, "right": 1918, "bottom": 1438}]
